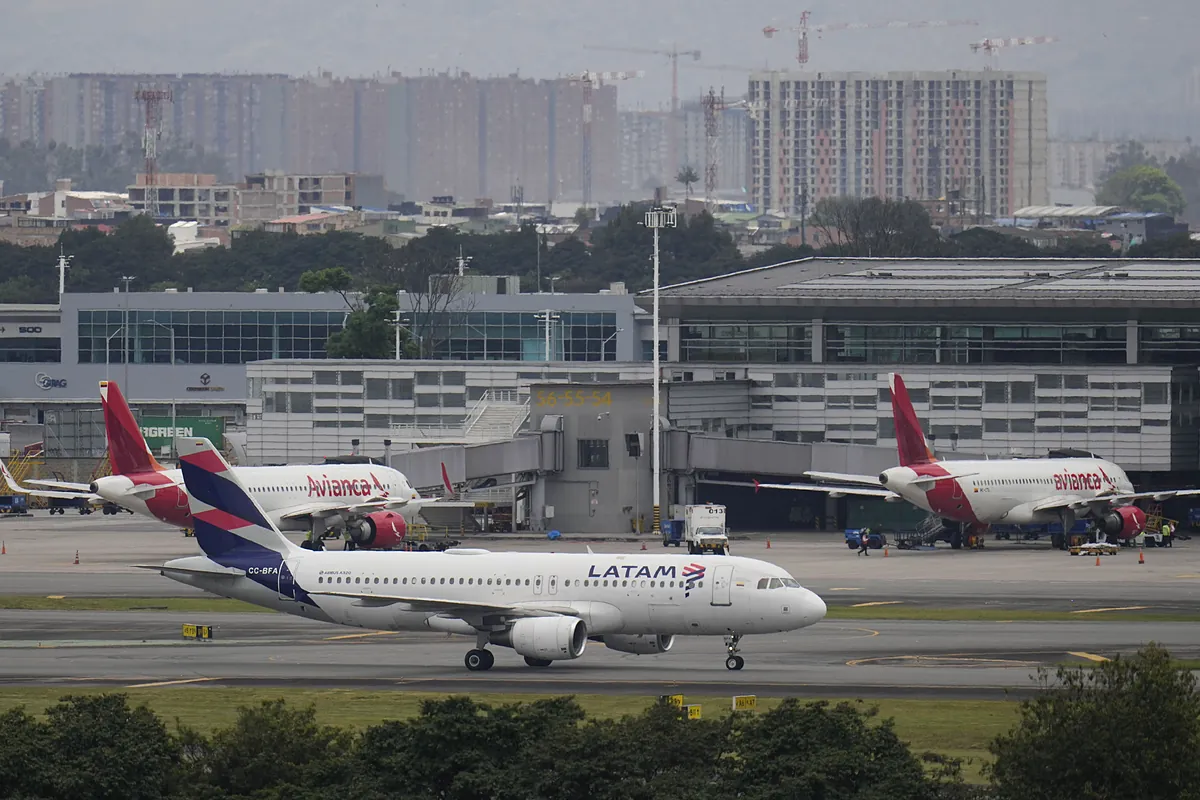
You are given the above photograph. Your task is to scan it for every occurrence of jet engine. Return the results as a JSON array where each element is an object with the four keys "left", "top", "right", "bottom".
[
  {"left": 347, "top": 510, "right": 407, "bottom": 549},
  {"left": 597, "top": 634, "right": 674, "bottom": 655},
  {"left": 1096, "top": 506, "right": 1147, "bottom": 540},
  {"left": 493, "top": 617, "right": 587, "bottom": 661}
]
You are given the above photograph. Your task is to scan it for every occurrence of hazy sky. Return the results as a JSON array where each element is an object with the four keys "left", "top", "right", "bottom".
[{"left": 3, "top": 0, "right": 1196, "bottom": 131}]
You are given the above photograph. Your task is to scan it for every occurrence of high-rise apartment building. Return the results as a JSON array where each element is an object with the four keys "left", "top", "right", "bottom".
[
  {"left": 619, "top": 104, "right": 750, "bottom": 200},
  {"left": 748, "top": 70, "right": 1049, "bottom": 217}
]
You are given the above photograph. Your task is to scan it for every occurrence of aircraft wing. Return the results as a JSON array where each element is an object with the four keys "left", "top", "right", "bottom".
[
  {"left": 24, "top": 479, "right": 92, "bottom": 492},
  {"left": 704, "top": 479, "right": 900, "bottom": 500},
  {"left": 277, "top": 496, "right": 445, "bottom": 521},
  {"left": 1, "top": 460, "right": 101, "bottom": 501},
  {"left": 1100, "top": 489, "right": 1200, "bottom": 503},
  {"left": 134, "top": 563, "right": 246, "bottom": 578},
  {"left": 1031, "top": 495, "right": 1089, "bottom": 513},
  {"left": 308, "top": 589, "right": 578, "bottom": 620},
  {"left": 804, "top": 470, "right": 884, "bottom": 487}
]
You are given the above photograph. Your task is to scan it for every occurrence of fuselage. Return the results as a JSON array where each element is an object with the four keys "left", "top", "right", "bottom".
[
  {"left": 880, "top": 457, "right": 1135, "bottom": 526},
  {"left": 92, "top": 464, "right": 417, "bottom": 529},
  {"left": 162, "top": 550, "right": 827, "bottom": 638}
]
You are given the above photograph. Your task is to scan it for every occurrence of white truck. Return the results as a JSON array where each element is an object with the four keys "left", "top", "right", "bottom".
[{"left": 681, "top": 504, "right": 730, "bottom": 555}]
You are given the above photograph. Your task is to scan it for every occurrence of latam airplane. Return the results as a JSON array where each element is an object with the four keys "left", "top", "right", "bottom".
[
  {"left": 753, "top": 373, "right": 1200, "bottom": 545},
  {"left": 20, "top": 380, "right": 444, "bottom": 550},
  {"left": 141, "top": 436, "right": 827, "bottom": 671}
]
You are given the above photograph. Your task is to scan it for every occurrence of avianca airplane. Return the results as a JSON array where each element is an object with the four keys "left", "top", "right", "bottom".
[
  {"left": 23, "top": 380, "right": 447, "bottom": 550},
  {"left": 753, "top": 373, "right": 1200, "bottom": 544},
  {"left": 140, "top": 436, "right": 827, "bottom": 671}
]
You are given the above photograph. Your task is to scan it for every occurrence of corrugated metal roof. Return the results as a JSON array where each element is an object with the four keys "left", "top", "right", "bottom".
[{"left": 1012, "top": 205, "right": 1122, "bottom": 218}]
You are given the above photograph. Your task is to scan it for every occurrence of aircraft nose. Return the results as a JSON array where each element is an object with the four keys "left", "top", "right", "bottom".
[{"left": 799, "top": 588, "right": 827, "bottom": 626}]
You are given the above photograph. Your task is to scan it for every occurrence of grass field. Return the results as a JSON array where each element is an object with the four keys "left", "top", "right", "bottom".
[
  {"left": 2, "top": 595, "right": 1196, "bottom": 623},
  {"left": 0, "top": 687, "right": 1016, "bottom": 782}
]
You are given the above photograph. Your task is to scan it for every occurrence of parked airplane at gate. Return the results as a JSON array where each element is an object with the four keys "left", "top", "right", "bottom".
[
  {"left": 21, "top": 380, "right": 446, "bottom": 550},
  {"left": 142, "top": 436, "right": 827, "bottom": 671},
  {"left": 751, "top": 373, "right": 1200, "bottom": 545}
]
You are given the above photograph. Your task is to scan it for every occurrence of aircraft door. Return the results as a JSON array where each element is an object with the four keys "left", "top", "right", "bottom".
[
  {"left": 952, "top": 479, "right": 963, "bottom": 500},
  {"left": 277, "top": 559, "right": 299, "bottom": 601},
  {"left": 533, "top": 575, "right": 543, "bottom": 595},
  {"left": 548, "top": 575, "right": 558, "bottom": 595},
  {"left": 710, "top": 565, "right": 733, "bottom": 606}
]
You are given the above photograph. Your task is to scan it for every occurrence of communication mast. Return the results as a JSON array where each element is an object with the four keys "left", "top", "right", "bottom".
[{"left": 135, "top": 88, "right": 173, "bottom": 219}]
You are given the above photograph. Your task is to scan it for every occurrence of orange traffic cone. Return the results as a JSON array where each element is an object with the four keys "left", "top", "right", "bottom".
[
  {"left": 1, "top": 541, "right": 5, "bottom": 555},
  {"left": 1095, "top": 555, "right": 1101, "bottom": 567},
  {"left": 74, "top": 550, "right": 79, "bottom": 565},
  {"left": 1139, "top": 549, "right": 1145, "bottom": 565},
  {"left": 766, "top": 538, "right": 771, "bottom": 549},
  {"left": 884, "top": 545, "right": 889, "bottom": 558}
]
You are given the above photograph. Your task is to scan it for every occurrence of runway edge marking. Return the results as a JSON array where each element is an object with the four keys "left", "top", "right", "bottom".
[
  {"left": 1070, "top": 606, "right": 1150, "bottom": 614},
  {"left": 850, "top": 600, "right": 904, "bottom": 608},
  {"left": 126, "top": 677, "right": 219, "bottom": 688},
  {"left": 1067, "top": 651, "right": 1111, "bottom": 662}
]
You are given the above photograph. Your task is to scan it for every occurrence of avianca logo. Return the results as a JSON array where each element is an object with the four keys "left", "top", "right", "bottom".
[
  {"left": 370, "top": 472, "right": 389, "bottom": 497},
  {"left": 307, "top": 474, "right": 378, "bottom": 498},
  {"left": 1054, "top": 472, "right": 1103, "bottom": 492}
]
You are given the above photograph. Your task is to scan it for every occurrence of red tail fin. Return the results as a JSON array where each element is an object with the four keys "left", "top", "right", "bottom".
[
  {"left": 889, "top": 373, "right": 936, "bottom": 467},
  {"left": 441, "top": 462, "right": 454, "bottom": 497},
  {"left": 99, "top": 380, "right": 164, "bottom": 476}
]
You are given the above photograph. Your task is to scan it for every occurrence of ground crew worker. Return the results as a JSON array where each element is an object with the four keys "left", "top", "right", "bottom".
[
  {"left": 1163, "top": 520, "right": 1172, "bottom": 548},
  {"left": 857, "top": 528, "right": 871, "bottom": 557}
]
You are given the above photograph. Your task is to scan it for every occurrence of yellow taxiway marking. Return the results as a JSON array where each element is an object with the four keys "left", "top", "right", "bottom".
[
  {"left": 1070, "top": 606, "right": 1150, "bottom": 614},
  {"left": 324, "top": 631, "right": 398, "bottom": 641},
  {"left": 845, "top": 653, "right": 1039, "bottom": 668},
  {"left": 850, "top": 600, "right": 904, "bottom": 608},
  {"left": 45, "top": 595, "right": 65, "bottom": 600},
  {"left": 126, "top": 677, "right": 218, "bottom": 688},
  {"left": 828, "top": 587, "right": 863, "bottom": 591},
  {"left": 1175, "top": 574, "right": 1200, "bottom": 579},
  {"left": 1068, "top": 651, "right": 1111, "bottom": 662}
]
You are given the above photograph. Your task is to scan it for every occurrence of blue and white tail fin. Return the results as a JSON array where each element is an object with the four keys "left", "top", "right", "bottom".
[{"left": 178, "top": 437, "right": 300, "bottom": 565}]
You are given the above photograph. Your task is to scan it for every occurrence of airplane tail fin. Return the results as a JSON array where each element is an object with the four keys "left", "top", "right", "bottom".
[
  {"left": 100, "top": 380, "right": 164, "bottom": 476},
  {"left": 178, "top": 436, "right": 299, "bottom": 562},
  {"left": 0, "top": 460, "right": 28, "bottom": 495},
  {"left": 889, "top": 373, "right": 937, "bottom": 467},
  {"left": 441, "top": 462, "right": 455, "bottom": 498}
]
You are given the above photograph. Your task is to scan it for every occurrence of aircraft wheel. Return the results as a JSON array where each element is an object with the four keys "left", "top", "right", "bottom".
[
  {"left": 524, "top": 656, "right": 552, "bottom": 668},
  {"left": 465, "top": 649, "right": 494, "bottom": 671},
  {"left": 725, "top": 655, "right": 745, "bottom": 671}
]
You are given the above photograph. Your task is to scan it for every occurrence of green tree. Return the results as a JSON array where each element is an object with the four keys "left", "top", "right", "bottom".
[
  {"left": 1102, "top": 140, "right": 1158, "bottom": 181},
  {"left": 950, "top": 228, "right": 1042, "bottom": 258},
  {"left": 988, "top": 643, "right": 1200, "bottom": 800},
  {"left": 813, "top": 196, "right": 945, "bottom": 257},
  {"left": 676, "top": 165, "right": 700, "bottom": 201},
  {"left": 1096, "top": 165, "right": 1187, "bottom": 215},
  {"left": 1129, "top": 232, "right": 1200, "bottom": 258}
]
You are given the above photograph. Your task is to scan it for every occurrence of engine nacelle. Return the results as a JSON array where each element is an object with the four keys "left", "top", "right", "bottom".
[
  {"left": 598, "top": 634, "right": 675, "bottom": 655},
  {"left": 347, "top": 510, "right": 407, "bottom": 549},
  {"left": 493, "top": 617, "right": 587, "bottom": 661},
  {"left": 1097, "top": 506, "right": 1147, "bottom": 540}
]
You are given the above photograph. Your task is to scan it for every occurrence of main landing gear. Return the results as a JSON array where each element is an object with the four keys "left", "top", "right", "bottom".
[
  {"left": 724, "top": 633, "right": 745, "bottom": 671},
  {"left": 465, "top": 649, "right": 495, "bottom": 671}
]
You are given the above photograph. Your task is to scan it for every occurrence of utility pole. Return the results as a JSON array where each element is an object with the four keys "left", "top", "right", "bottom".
[
  {"left": 121, "top": 275, "right": 135, "bottom": 391},
  {"left": 56, "top": 247, "right": 73, "bottom": 299},
  {"left": 536, "top": 310, "right": 560, "bottom": 361},
  {"left": 644, "top": 205, "right": 676, "bottom": 535}
]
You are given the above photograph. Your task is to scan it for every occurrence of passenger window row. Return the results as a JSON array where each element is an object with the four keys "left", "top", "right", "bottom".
[{"left": 315, "top": 575, "right": 701, "bottom": 590}]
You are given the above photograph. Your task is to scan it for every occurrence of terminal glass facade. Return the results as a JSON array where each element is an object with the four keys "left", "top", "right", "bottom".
[
  {"left": 823, "top": 323, "right": 1128, "bottom": 366},
  {"left": 77, "top": 310, "right": 346, "bottom": 365},
  {"left": 431, "top": 311, "right": 618, "bottom": 362},
  {"left": 680, "top": 322, "right": 811, "bottom": 363},
  {"left": 0, "top": 337, "right": 60, "bottom": 363}
]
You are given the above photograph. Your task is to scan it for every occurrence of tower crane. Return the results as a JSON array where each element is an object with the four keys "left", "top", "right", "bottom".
[
  {"left": 564, "top": 70, "right": 644, "bottom": 211},
  {"left": 970, "top": 36, "right": 1058, "bottom": 68},
  {"left": 764, "top": 12, "right": 980, "bottom": 65},
  {"left": 583, "top": 44, "right": 700, "bottom": 175}
]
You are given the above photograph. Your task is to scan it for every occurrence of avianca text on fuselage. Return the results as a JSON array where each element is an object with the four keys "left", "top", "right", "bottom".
[
  {"left": 1054, "top": 471, "right": 1110, "bottom": 492},
  {"left": 307, "top": 473, "right": 388, "bottom": 499}
]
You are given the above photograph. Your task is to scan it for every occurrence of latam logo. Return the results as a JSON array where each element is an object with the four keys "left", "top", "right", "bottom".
[
  {"left": 307, "top": 474, "right": 379, "bottom": 498},
  {"left": 1054, "top": 472, "right": 1103, "bottom": 492},
  {"left": 682, "top": 563, "right": 706, "bottom": 596},
  {"left": 588, "top": 564, "right": 679, "bottom": 579}
]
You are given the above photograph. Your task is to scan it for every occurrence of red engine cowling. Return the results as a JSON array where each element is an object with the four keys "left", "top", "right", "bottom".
[
  {"left": 1097, "top": 506, "right": 1146, "bottom": 540},
  {"left": 348, "top": 511, "right": 407, "bottom": 549}
]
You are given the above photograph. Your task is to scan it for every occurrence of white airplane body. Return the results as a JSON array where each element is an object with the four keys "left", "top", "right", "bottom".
[
  {"left": 750, "top": 374, "right": 1200, "bottom": 541},
  {"left": 146, "top": 436, "right": 827, "bottom": 671}
]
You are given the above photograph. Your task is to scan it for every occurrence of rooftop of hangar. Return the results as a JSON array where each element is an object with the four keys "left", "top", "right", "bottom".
[{"left": 644, "top": 258, "right": 1200, "bottom": 309}]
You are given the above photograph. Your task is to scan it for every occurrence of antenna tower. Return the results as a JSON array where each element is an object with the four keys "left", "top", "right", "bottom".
[
  {"left": 135, "top": 88, "right": 173, "bottom": 218},
  {"left": 702, "top": 86, "right": 726, "bottom": 209},
  {"left": 566, "top": 71, "right": 643, "bottom": 210}
]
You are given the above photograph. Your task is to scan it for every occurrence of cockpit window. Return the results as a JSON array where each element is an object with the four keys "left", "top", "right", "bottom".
[
  {"left": 782, "top": 578, "right": 801, "bottom": 588},
  {"left": 757, "top": 578, "right": 770, "bottom": 590}
]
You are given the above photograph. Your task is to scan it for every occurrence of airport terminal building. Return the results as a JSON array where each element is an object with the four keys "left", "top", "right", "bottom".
[{"left": 3, "top": 257, "right": 1200, "bottom": 530}]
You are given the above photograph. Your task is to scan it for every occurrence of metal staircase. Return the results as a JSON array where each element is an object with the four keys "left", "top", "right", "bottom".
[{"left": 389, "top": 390, "right": 531, "bottom": 445}]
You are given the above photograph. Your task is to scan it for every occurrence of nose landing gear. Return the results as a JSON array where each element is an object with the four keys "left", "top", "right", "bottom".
[{"left": 724, "top": 634, "right": 744, "bottom": 670}]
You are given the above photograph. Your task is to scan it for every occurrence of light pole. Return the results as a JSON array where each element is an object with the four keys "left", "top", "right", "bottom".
[
  {"left": 104, "top": 327, "right": 124, "bottom": 381},
  {"left": 120, "top": 275, "right": 135, "bottom": 392},
  {"left": 549, "top": 276, "right": 560, "bottom": 295},
  {"left": 536, "top": 310, "right": 560, "bottom": 362},
  {"left": 600, "top": 327, "right": 624, "bottom": 361},
  {"left": 644, "top": 205, "right": 676, "bottom": 535},
  {"left": 392, "top": 312, "right": 423, "bottom": 360},
  {"left": 141, "top": 319, "right": 176, "bottom": 457}
]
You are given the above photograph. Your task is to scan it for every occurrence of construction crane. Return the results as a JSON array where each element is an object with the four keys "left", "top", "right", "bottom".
[
  {"left": 583, "top": 44, "right": 700, "bottom": 175},
  {"left": 970, "top": 36, "right": 1058, "bottom": 69},
  {"left": 564, "top": 70, "right": 644, "bottom": 211},
  {"left": 135, "top": 87, "right": 172, "bottom": 218},
  {"left": 764, "top": 12, "right": 980, "bottom": 65}
]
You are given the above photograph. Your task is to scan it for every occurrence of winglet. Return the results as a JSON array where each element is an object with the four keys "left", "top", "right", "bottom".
[
  {"left": 586, "top": 545, "right": 594, "bottom": 555},
  {"left": 889, "top": 373, "right": 937, "bottom": 467},
  {"left": 178, "top": 437, "right": 299, "bottom": 563},
  {"left": 753, "top": 479, "right": 760, "bottom": 494},
  {"left": 0, "top": 461, "right": 27, "bottom": 494},
  {"left": 100, "top": 380, "right": 165, "bottom": 475}
]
